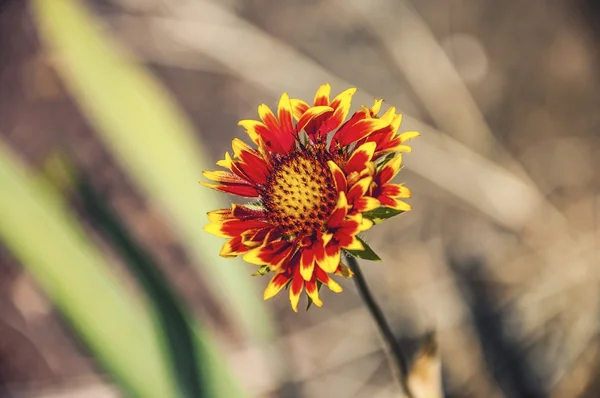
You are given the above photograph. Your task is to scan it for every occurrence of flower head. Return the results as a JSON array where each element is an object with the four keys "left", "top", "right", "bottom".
[{"left": 202, "top": 84, "right": 418, "bottom": 311}]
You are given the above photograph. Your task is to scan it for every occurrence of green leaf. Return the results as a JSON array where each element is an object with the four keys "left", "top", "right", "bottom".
[
  {"left": 73, "top": 166, "right": 205, "bottom": 398},
  {"left": 0, "top": 142, "right": 180, "bottom": 398},
  {"left": 362, "top": 206, "right": 405, "bottom": 225},
  {"left": 30, "top": 0, "right": 273, "bottom": 344},
  {"left": 305, "top": 281, "right": 323, "bottom": 311},
  {"left": 252, "top": 265, "right": 270, "bottom": 276},
  {"left": 345, "top": 236, "right": 382, "bottom": 261}
]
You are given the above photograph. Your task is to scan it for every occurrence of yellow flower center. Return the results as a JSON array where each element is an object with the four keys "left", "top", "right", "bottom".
[{"left": 261, "top": 147, "right": 337, "bottom": 237}]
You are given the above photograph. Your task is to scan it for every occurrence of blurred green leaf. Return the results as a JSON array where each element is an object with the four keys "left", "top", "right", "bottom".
[
  {"left": 362, "top": 206, "right": 406, "bottom": 225},
  {"left": 44, "top": 153, "right": 245, "bottom": 398},
  {"left": 345, "top": 237, "right": 382, "bottom": 261},
  {"left": 0, "top": 142, "right": 180, "bottom": 398},
  {"left": 74, "top": 167, "right": 204, "bottom": 398},
  {"left": 30, "top": 0, "right": 273, "bottom": 342}
]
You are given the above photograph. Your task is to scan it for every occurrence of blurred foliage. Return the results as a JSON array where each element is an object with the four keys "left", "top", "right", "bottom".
[
  {"left": 54, "top": 155, "right": 205, "bottom": 398},
  {"left": 0, "top": 0, "right": 273, "bottom": 395},
  {"left": 0, "top": 142, "right": 180, "bottom": 397},
  {"left": 30, "top": 0, "right": 274, "bottom": 343}
]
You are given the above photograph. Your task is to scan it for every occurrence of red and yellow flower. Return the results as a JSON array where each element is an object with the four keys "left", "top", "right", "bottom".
[{"left": 202, "top": 84, "right": 418, "bottom": 311}]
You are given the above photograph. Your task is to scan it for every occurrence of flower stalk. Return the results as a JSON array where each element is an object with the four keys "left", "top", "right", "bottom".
[{"left": 346, "top": 255, "right": 415, "bottom": 398}]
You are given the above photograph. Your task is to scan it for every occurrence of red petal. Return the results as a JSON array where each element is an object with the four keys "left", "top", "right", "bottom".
[
  {"left": 338, "top": 119, "right": 390, "bottom": 146},
  {"left": 378, "top": 196, "right": 397, "bottom": 208},
  {"left": 203, "top": 170, "right": 249, "bottom": 185},
  {"left": 201, "top": 182, "right": 259, "bottom": 198},
  {"left": 300, "top": 248, "right": 316, "bottom": 281},
  {"left": 328, "top": 161, "right": 347, "bottom": 193},
  {"left": 278, "top": 93, "right": 294, "bottom": 136},
  {"left": 219, "top": 236, "right": 248, "bottom": 257},
  {"left": 220, "top": 219, "right": 272, "bottom": 238},
  {"left": 327, "top": 192, "right": 349, "bottom": 228},
  {"left": 330, "top": 111, "right": 367, "bottom": 149},
  {"left": 344, "top": 142, "right": 376, "bottom": 176},
  {"left": 296, "top": 106, "right": 333, "bottom": 135},
  {"left": 264, "top": 273, "right": 291, "bottom": 300},
  {"left": 347, "top": 177, "right": 371, "bottom": 204},
  {"left": 232, "top": 204, "right": 267, "bottom": 220},
  {"left": 290, "top": 99, "right": 310, "bottom": 120},
  {"left": 353, "top": 196, "right": 380, "bottom": 212},
  {"left": 313, "top": 84, "right": 331, "bottom": 106},
  {"left": 305, "top": 278, "right": 323, "bottom": 307},
  {"left": 243, "top": 240, "right": 295, "bottom": 267},
  {"left": 315, "top": 267, "right": 343, "bottom": 292},
  {"left": 289, "top": 257, "right": 304, "bottom": 312}
]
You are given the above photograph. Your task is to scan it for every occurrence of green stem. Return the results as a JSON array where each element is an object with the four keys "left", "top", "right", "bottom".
[{"left": 346, "top": 255, "right": 415, "bottom": 398}]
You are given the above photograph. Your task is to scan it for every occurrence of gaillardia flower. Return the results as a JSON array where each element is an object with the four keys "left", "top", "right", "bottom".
[{"left": 202, "top": 84, "right": 418, "bottom": 311}]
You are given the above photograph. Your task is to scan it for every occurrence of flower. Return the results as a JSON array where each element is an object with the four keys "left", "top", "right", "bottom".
[{"left": 202, "top": 84, "right": 418, "bottom": 311}]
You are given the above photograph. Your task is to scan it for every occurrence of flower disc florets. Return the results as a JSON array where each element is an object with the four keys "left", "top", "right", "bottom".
[
  {"left": 202, "top": 84, "right": 419, "bottom": 311},
  {"left": 260, "top": 144, "right": 337, "bottom": 237}
]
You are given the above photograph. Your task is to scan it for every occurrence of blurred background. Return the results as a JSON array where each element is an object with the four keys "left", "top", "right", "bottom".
[{"left": 0, "top": 0, "right": 599, "bottom": 397}]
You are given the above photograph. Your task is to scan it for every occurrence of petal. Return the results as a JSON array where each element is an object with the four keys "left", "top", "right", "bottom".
[
  {"left": 219, "top": 236, "right": 248, "bottom": 257},
  {"left": 231, "top": 137, "right": 255, "bottom": 159},
  {"left": 264, "top": 273, "right": 291, "bottom": 300},
  {"left": 379, "top": 144, "right": 413, "bottom": 156},
  {"left": 237, "top": 157, "right": 270, "bottom": 185},
  {"left": 369, "top": 99, "right": 383, "bottom": 116},
  {"left": 336, "top": 218, "right": 362, "bottom": 242},
  {"left": 241, "top": 227, "right": 272, "bottom": 248},
  {"left": 345, "top": 142, "right": 377, "bottom": 176},
  {"left": 319, "top": 246, "right": 341, "bottom": 273},
  {"left": 337, "top": 119, "right": 390, "bottom": 146},
  {"left": 380, "top": 106, "right": 397, "bottom": 124},
  {"left": 242, "top": 240, "right": 294, "bottom": 266},
  {"left": 329, "top": 87, "right": 357, "bottom": 114},
  {"left": 389, "top": 199, "right": 412, "bottom": 211},
  {"left": 200, "top": 182, "right": 259, "bottom": 198},
  {"left": 381, "top": 184, "right": 411, "bottom": 198},
  {"left": 289, "top": 264, "right": 304, "bottom": 312},
  {"left": 202, "top": 170, "right": 248, "bottom": 185},
  {"left": 327, "top": 161, "right": 347, "bottom": 193},
  {"left": 205, "top": 218, "right": 270, "bottom": 238},
  {"left": 207, "top": 208, "right": 235, "bottom": 224},
  {"left": 313, "top": 83, "right": 331, "bottom": 106},
  {"left": 290, "top": 99, "right": 310, "bottom": 120},
  {"left": 315, "top": 267, "right": 343, "bottom": 293},
  {"left": 278, "top": 93, "right": 294, "bottom": 135},
  {"left": 327, "top": 191, "right": 349, "bottom": 228},
  {"left": 231, "top": 204, "right": 267, "bottom": 220},
  {"left": 398, "top": 131, "right": 420, "bottom": 143},
  {"left": 300, "top": 248, "right": 316, "bottom": 281},
  {"left": 257, "top": 104, "right": 294, "bottom": 153},
  {"left": 305, "top": 279, "right": 323, "bottom": 307},
  {"left": 347, "top": 176, "right": 372, "bottom": 204},
  {"left": 377, "top": 154, "right": 403, "bottom": 185},
  {"left": 354, "top": 196, "right": 380, "bottom": 212},
  {"left": 216, "top": 152, "right": 234, "bottom": 170},
  {"left": 296, "top": 105, "right": 333, "bottom": 133},
  {"left": 389, "top": 113, "right": 403, "bottom": 134},
  {"left": 317, "top": 88, "right": 357, "bottom": 134},
  {"left": 258, "top": 103, "right": 279, "bottom": 132},
  {"left": 359, "top": 217, "right": 374, "bottom": 231},
  {"left": 237, "top": 120, "right": 264, "bottom": 145},
  {"left": 343, "top": 236, "right": 364, "bottom": 251},
  {"left": 313, "top": 237, "right": 327, "bottom": 265},
  {"left": 378, "top": 196, "right": 398, "bottom": 208}
]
